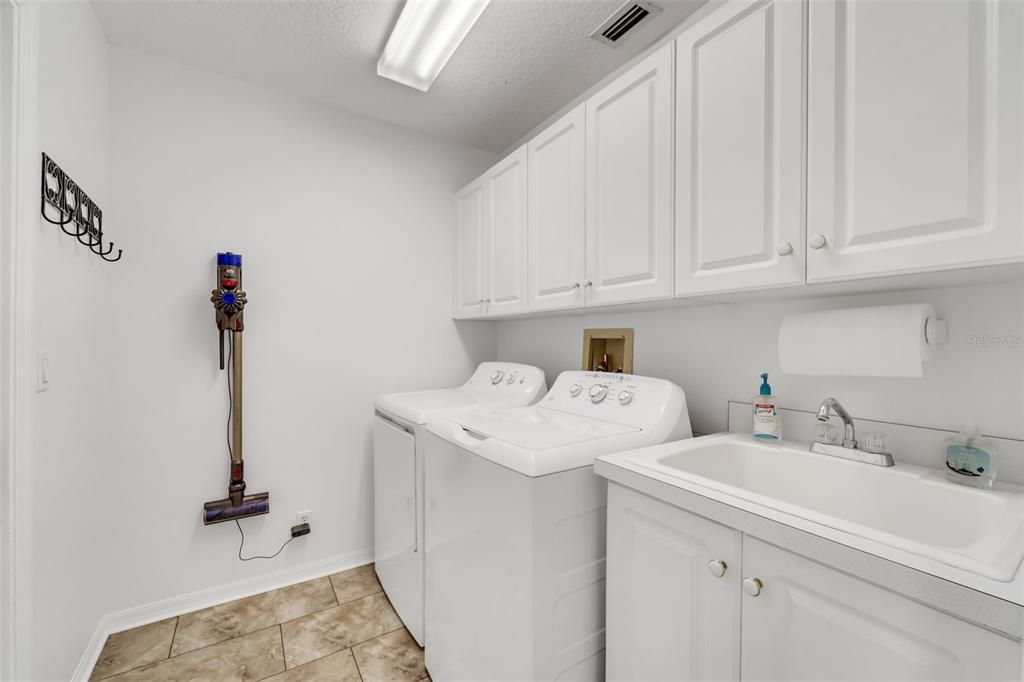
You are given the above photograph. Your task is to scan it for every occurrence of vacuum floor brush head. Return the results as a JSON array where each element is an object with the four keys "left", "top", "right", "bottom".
[{"left": 203, "top": 492, "right": 270, "bottom": 525}]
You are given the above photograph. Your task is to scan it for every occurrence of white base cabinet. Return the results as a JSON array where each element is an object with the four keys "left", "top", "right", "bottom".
[
  {"left": 606, "top": 484, "right": 1022, "bottom": 682},
  {"left": 606, "top": 483, "right": 741, "bottom": 682}
]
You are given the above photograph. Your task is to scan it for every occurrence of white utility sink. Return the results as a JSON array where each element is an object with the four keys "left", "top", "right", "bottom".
[{"left": 605, "top": 433, "right": 1024, "bottom": 588}]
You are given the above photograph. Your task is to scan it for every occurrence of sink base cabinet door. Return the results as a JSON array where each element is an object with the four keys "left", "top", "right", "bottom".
[
  {"left": 606, "top": 484, "right": 741, "bottom": 682},
  {"left": 740, "top": 537, "right": 1022, "bottom": 681}
]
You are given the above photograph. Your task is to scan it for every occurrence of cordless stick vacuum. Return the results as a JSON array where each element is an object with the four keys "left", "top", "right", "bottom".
[{"left": 203, "top": 252, "right": 270, "bottom": 524}]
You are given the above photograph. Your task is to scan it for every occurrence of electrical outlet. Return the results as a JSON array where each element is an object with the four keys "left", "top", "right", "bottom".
[{"left": 296, "top": 510, "right": 312, "bottom": 527}]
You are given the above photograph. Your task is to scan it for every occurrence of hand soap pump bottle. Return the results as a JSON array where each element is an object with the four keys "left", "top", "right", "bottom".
[
  {"left": 944, "top": 423, "right": 998, "bottom": 488},
  {"left": 752, "top": 373, "right": 781, "bottom": 440}
]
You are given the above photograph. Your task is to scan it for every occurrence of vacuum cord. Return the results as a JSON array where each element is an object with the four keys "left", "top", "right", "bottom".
[
  {"left": 236, "top": 520, "right": 294, "bottom": 561},
  {"left": 226, "top": 333, "right": 292, "bottom": 561}
]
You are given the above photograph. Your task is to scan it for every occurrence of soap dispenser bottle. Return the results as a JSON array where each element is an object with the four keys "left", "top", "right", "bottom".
[
  {"left": 752, "top": 373, "right": 781, "bottom": 440},
  {"left": 945, "top": 423, "right": 998, "bottom": 488}
]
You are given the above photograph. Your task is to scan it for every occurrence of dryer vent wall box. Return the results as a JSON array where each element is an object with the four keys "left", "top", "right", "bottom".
[{"left": 372, "top": 362, "right": 547, "bottom": 646}]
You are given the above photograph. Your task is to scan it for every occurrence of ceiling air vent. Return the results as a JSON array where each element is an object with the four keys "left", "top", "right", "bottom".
[{"left": 590, "top": 1, "right": 663, "bottom": 48}]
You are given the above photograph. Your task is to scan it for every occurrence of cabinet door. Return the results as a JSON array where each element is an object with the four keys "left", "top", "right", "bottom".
[
  {"left": 527, "top": 104, "right": 586, "bottom": 312},
  {"left": 606, "top": 484, "right": 741, "bottom": 682},
  {"left": 675, "top": 0, "right": 805, "bottom": 296},
  {"left": 484, "top": 146, "right": 528, "bottom": 316},
  {"left": 586, "top": 43, "right": 675, "bottom": 306},
  {"left": 806, "top": 0, "right": 1024, "bottom": 282},
  {"left": 740, "top": 536, "right": 1021, "bottom": 681},
  {"left": 453, "top": 177, "right": 486, "bottom": 319}
]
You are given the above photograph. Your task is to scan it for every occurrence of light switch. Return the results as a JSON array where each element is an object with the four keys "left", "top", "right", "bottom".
[{"left": 36, "top": 350, "right": 49, "bottom": 392}]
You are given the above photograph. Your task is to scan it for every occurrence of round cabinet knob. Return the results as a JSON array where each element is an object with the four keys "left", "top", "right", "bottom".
[
  {"left": 809, "top": 234, "right": 828, "bottom": 250},
  {"left": 569, "top": 383, "right": 583, "bottom": 397},
  {"left": 505, "top": 374, "right": 516, "bottom": 385},
  {"left": 589, "top": 385, "right": 608, "bottom": 403},
  {"left": 742, "top": 577, "right": 763, "bottom": 597},
  {"left": 617, "top": 390, "right": 633, "bottom": 405},
  {"left": 707, "top": 560, "right": 728, "bottom": 578},
  {"left": 572, "top": 281, "right": 581, "bottom": 289},
  {"left": 584, "top": 280, "right": 593, "bottom": 288},
  {"left": 776, "top": 241, "right": 794, "bottom": 256},
  {"left": 490, "top": 370, "right": 504, "bottom": 385}
]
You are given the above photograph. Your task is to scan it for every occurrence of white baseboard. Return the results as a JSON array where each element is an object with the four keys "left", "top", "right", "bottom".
[{"left": 72, "top": 547, "right": 374, "bottom": 682}]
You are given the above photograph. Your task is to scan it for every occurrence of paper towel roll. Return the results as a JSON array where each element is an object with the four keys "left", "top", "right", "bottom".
[{"left": 778, "top": 304, "right": 937, "bottom": 377}]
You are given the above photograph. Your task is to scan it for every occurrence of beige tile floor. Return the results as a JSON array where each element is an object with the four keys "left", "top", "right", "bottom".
[{"left": 90, "top": 564, "right": 429, "bottom": 682}]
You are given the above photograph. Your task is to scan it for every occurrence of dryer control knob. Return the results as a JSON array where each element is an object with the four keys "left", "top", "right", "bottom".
[
  {"left": 569, "top": 383, "right": 583, "bottom": 397},
  {"left": 589, "top": 385, "right": 608, "bottom": 403},
  {"left": 618, "top": 390, "right": 633, "bottom": 405},
  {"left": 491, "top": 370, "right": 504, "bottom": 385}
]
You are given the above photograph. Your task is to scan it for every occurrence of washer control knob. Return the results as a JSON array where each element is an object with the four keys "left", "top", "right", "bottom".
[
  {"left": 569, "top": 383, "right": 583, "bottom": 397},
  {"left": 589, "top": 384, "right": 609, "bottom": 403},
  {"left": 618, "top": 390, "right": 633, "bottom": 405},
  {"left": 505, "top": 373, "right": 516, "bottom": 385},
  {"left": 490, "top": 370, "right": 504, "bottom": 385}
]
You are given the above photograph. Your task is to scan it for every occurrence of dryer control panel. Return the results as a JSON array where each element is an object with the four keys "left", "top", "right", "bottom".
[{"left": 464, "top": 362, "right": 548, "bottom": 405}]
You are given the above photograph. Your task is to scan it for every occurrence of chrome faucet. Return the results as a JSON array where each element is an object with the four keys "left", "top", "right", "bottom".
[
  {"left": 811, "top": 397, "right": 894, "bottom": 467},
  {"left": 816, "top": 397, "right": 856, "bottom": 448}
]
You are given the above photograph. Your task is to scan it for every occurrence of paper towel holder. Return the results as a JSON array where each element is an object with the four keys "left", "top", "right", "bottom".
[{"left": 925, "top": 318, "right": 948, "bottom": 346}]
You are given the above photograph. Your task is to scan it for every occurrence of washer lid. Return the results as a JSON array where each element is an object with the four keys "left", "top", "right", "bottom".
[{"left": 452, "top": 407, "right": 639, "bottom": 450}]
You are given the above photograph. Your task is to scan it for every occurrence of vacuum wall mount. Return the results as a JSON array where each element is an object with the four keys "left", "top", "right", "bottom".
[{"left": 203, "top": 252, "right": 270, "bottom": 524}]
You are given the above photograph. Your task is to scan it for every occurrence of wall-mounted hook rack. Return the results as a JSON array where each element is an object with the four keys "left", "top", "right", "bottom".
[{"left": 40, "top": 153, "right": 122, "bottom": 262}]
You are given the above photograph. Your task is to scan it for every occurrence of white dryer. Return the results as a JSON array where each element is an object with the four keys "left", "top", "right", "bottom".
[
  {"left": 422, "top": 370, "right": 691, "bottom": 681},
  {"left": 373, "top": 362, "right": 546, "bottom": 646}
]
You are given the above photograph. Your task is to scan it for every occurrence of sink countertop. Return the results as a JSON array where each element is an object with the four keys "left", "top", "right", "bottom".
[{"left": 595, "top": 432, "right": 1024, "bottom": 636}]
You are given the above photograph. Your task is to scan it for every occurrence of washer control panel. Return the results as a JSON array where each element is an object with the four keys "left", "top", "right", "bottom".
[
  {"left": 541, "top": 370, "right": 689, "bottom": 434},
  {"left": 565, "top": 372, "right": 641, "bottom": 406}
]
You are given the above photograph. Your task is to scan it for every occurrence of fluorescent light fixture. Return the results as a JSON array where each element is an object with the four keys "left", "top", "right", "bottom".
[{"left": 378, "top": 0, "right": 491, "bottom": 92}]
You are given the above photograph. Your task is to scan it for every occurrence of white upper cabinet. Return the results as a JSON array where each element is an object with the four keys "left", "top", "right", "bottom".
[
  {"left": 806, "top": 0, "right": 1024, "bottom": 282},
  {"left": 586, "top": 43, "right": 675, "bottom": 306},
  {"left": 453, "top": 177, "right": 486, "bottom": 319},
  {"left": 484, "top": 146, "right": 528, "bottom": 316},
  {"left": 527, "top": 105, "right": 586, "bottom": 312},
  {"left": 675, "top": 0, "right": 806, "bottom": 296}
]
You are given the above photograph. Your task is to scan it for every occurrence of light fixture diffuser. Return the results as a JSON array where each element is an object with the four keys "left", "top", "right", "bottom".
[{"left": 378, "top": 0, "right": 491, "bottom": 92}]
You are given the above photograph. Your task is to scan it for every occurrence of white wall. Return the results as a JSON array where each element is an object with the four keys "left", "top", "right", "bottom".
[
  {"left": 31, "top": 3, "right": 113, "bottom": 679},
  {"left": 497, "top": 282, "right": 1024, "bottom": 441},
  {"left": 99, "top": 47, "right": 495, "bottom": 613},
  {"left": 27, "top": 16, "right": 497, "bottom": 677}
]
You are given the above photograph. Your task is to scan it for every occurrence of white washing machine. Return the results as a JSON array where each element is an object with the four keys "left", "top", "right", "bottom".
[
  {"left": 373, "top": 362, "right": 546, "bottom": 646},
  {"left": 423, "top": 370, "right": 692, "bottom": 681}
]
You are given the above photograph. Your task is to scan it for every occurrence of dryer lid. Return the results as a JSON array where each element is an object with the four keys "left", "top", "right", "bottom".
[
  {"left": 452, "top": 406, "right": 639, "bottom": 451},
  {"left": 374, "top": 388, "right": 481, "bottom": 425}
]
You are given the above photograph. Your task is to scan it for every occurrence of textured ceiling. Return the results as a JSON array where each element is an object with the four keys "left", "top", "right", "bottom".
[{"left": 92, "top": 0, "right": 704, "bottom": 153}]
